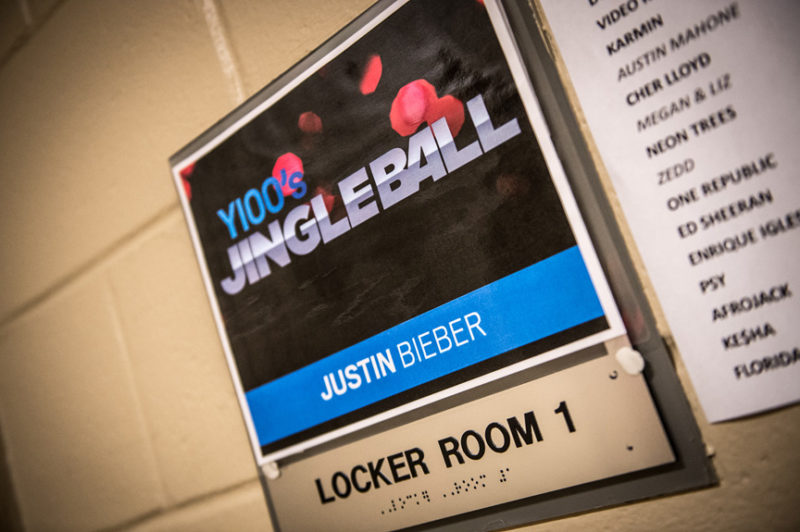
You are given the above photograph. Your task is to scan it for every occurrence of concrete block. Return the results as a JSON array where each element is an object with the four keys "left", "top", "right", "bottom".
[
  {"left": 28, "top": 0, "right": 60, "bottom": 21},
  {"left": 0, "top": 0, "right": 26, "bottom": 59},
  {"left": 131, "top": 480, "right": 271, "bottom": 532},
  {"left": 217, "top": 0, "right": 375, "bottom": 95},
  {"left": 0, "top": 0, "right": 233, "bottom": 322},
  {"left": 108, "top": 213, "right": 257, "bottom": 504},
  {"left": 0, "top": 275, "right": 164, "bottom": 531}
]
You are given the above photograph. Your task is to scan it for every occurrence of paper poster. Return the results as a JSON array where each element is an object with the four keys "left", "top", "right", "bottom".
[
  {"left": 539, "top": 0, "right": 800, "bottom": 421},
  {"left": 172, "top": 0, "right": 626, "bottom": 463}
]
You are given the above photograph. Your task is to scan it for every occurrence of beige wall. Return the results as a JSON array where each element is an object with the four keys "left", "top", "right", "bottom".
[{"left": 0, "top": 1, "right": 797, "bottom": 530}]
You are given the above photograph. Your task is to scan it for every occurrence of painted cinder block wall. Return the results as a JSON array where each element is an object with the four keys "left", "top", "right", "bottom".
[{"left": 0, "top": 0, "right": 797, "bottom": 530}]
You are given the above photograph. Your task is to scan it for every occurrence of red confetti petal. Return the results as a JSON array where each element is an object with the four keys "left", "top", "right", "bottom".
[
  {"left": 179, "top": 162, "right": 195, "bottom": 179},
  {"left": 315, "top": 186, "right": 336, "bottom": 213},
  {"left": 359, "top": 54, "right": 383, "bottom": 95},
  {"left": 425, "top": 94, "right": 465, "bottom": 137},
  {"left": 272, "top": 153, "right": 304, "bottom": 197},
  {"left": 495, "top": 173, "right": 530, "bottom": 199},
  {"left": 181, "top": 177, "right": 191, "bottom": 200},
  {"left": 389, "top": 79, "right": 437, "bottom": 136},
  {"left": 298, "top": 111, "right": 323, "bottom": 134}
]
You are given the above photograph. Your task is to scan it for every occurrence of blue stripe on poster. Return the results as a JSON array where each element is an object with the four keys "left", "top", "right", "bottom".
[{"left": 246, "top": 245, "right": 604, "bottom": 446}]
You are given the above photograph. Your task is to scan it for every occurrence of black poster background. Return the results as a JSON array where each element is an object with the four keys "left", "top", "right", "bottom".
[{"left": 184, "top": 0, "right": 606, "bottom": 452}]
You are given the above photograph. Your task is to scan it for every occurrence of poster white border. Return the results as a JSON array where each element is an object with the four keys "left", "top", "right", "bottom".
[{"left": 171, "top": 0, "right": 626, "bottom": 465}]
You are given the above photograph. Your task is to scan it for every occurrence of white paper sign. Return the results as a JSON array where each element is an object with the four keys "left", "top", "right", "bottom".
[{"left": 538, "top": 0, "right": 800, "bottom": 422}]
